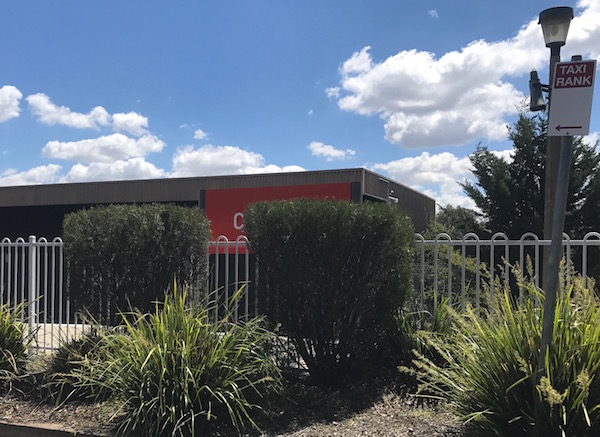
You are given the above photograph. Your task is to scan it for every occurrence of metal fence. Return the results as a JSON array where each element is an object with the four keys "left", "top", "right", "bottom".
[
  {"left": 0, "top": 236, "right": 75, "bottom": 351},
  {"left": 0, "top": 235, "right": 259, "bottom": 351},
  {"left": 209, "top": 235, "right": 257, "bottom": 323},
  {"left": 2, "top": 232, "right": 600, "bottom": 351},
  {"left": 415, "top": 232, "right": 600, "bottom": 311}
]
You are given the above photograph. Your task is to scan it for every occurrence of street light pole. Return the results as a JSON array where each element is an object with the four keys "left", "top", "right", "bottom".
[
  {"left": 534, "top": 7, "right": 573, "bottom": 433},
  {"left": 538, "top": 135, "right": 573, "bottom": 374},
  {"left": 542, "top": 46, "right": 563, "bottom": 292},
  {"left": 541, "top": 6, "right": 574, "bottom": 291}
]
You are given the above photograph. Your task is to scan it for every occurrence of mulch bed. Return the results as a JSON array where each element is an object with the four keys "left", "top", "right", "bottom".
[{"left": 0, "top": 371, "right": 465, "bottom": 436}]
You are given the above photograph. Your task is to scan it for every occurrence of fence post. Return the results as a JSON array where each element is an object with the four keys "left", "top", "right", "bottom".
[
  {"left": 27, "top": 236, "right": 38, "bottom": 351},
  {"left": 433, "top": 233, "right": 451, "bottom": 304},
  {"left": 582, "top": 232, "right": 600, "bottom": 289},
  {"left": 461, "top": 233, "right": 480, "bottom": 311},
  {"left": 415, "top": 234, "right": 425, "bottom": 327}
]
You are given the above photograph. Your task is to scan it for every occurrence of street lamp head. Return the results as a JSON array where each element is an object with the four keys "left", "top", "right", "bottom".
[
  {"left": 529, "top": 70, "right": 547, "bottom": 112},
  {"left": 539, "top": 6, "right": 574, "bottom": 48}
]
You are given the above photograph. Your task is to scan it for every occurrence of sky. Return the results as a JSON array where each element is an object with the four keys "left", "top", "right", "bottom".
[{"left": 1, "top": 1, "right": 599, "bottom": 209}]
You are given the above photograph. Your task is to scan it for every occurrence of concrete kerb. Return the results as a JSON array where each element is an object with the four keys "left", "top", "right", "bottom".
[{"left": 0, "top": 421, "right": 100, "bottom": 437}]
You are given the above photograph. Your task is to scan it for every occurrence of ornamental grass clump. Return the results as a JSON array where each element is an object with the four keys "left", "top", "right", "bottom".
[
  {"left": 61, "top": 285, "right": 280, "bottom": 437},
  {"left": 408, "top": 272, "right": 600, "bottom": 436},
  {"left": 0, "top": 302, "right": 34, "bottom": 382},
  {"left": 44, "top": 328, "right": 110, "bottom": 403}
]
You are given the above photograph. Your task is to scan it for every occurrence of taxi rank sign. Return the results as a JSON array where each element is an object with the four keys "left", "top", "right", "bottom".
[{"left": 548, "top": 59, "right": 596, "bottom": 137}]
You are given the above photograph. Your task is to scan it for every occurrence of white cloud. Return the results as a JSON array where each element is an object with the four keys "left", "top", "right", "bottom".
[
  {"left": 428, "top": 9, "right": 439, "bottom": 19},
  {"left": 325, "top": 87, "right": 340, "bottom": 99},
  {"left": 27, "top": 93, "right": 110, "bottom": 129},
  {"left": 307, "top": 109, "right": 314, "bottom": 117},
  {"left": 567, "top": 0, "right": 600, "bottom": 61},
  {"left": 112, "top": 112, "right": 148, "bottom": 136},
  {"left": 42, "top": 133, "right": 165, "bottom": 164},
  {"left": 341, "top": 46, "right": 373, "bottom": 75},
  {"left": 27, "top": 94, "right": 155, "bottom": 137},
  {"left": 247, "top": 164, "right": 305, "bottom": 174},
  {"left": 170, "top": 144, "right": 304, "bottom": 177},
  {"left": 372, "top": 151, "right": 477, "bottom": 208},
  {"left": 193, "top": 129, "right": 208, "bottom": 140},
  {"left": 0, "top": 86, "right": 23, "bottom": 122},
  {"left": 584, "top": 131, "right": 599, "bottom": 147},
  {"left": 60, "top": 158, "right": 165, "bottom": 183},
  {"left": 308, "top": 141, "right": 356, "bottom": 161},
  {"left": 0, "top": 164, "right": 61, "bottom": 186},
  {"left": 330, "top": 2, "right": 600, "bottom": 149},
  {"left": 491, "top": 149, "right": 514, "bottom": 163}
]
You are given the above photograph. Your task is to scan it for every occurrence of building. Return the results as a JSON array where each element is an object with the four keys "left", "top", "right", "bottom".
[{"left": 0, "top": 168, "right": 435, "bottom": 240}]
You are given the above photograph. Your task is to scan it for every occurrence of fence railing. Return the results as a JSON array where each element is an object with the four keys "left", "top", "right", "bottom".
[
  {"left": 209, "top": 236, "right": 257, "bottom": 324},
  {"left": 415, "top": 232, "right": 600, "bottom": 311},
  {"left": 0, "top": 236, "right": 74, "bottom": 351},
  {"left": 0, "top": 235, "right": 260, "bottom": 351},
  {"left": 3, "top": 232, "right": 600, "bottom": 351}
]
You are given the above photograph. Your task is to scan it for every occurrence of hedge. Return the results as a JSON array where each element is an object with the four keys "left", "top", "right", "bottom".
[
  {"left": 63, "top": 204, "right": 210, "bottom": 321},
  {"left": 244, "top": 199, "right": 414, "bottom": 383}
]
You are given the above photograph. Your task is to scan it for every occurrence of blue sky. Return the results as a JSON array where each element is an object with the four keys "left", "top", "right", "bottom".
[{"left": 1, "top": 1, "right": 599, "bottom": 208}]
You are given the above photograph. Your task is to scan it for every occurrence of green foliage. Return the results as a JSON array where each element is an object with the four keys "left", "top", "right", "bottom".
[
  {"left": 462, "top": 113, "right": 600, "bottom": 238},
  {"left": 428, "top": 205, "right": 488, "bottom": 239},
  {"left": 57, "top": 285, "right": 280, "bottom": 437},
  {"left": 401, "top": 294, "right": 453, "bottom": 367},
  {"left": 419, "top": 244, "right": 489, "bottom": 308},
  {"left": 428, "top": 295, "right": 452, "bottom": 334},
  {"left": 44, "top": 328, "right": 109, "bottom": 402},
  {"left": 244, "top": 199, "right": 415, "bottom": 384},
  {"left": 409, "top": 273, "right": 600, "bottom": 436},
  {"left": 0, "top": 302, "right": 33, "bottom": 382},
  {"left": 63, "top": 204, "right": 210, "bottom": 321},
  {"left": 416, "top": 218, "right": 490, "bottom": 316}
]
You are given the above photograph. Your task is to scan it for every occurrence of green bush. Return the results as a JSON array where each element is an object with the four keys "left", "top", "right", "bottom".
[
  {"left": 0, "top": 302, "right": 34, "bottom": 382},
  {"left": 408, "top": 273, "right": 600, "bottom": 436},
  {"left": 244, "top": 199, "right": 415, "bottom": 383},
  {"left": 63, "top": 204, "right": 210, "bottom": 321},
  {"left": 61, "top": 285, "right": 280, "bottom": 437}
]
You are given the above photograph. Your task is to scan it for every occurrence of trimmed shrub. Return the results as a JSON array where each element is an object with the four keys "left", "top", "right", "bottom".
[
  {"left": 63, "top": 204, "right": 210, "bottom": 321},
  {"left": 408, "top": 273, "right": 600, "bottom": 436},
  {"left": 244, "top": 199, "right": 415, "bottom": 383},
  {"left": 59, "top": 285, "right": 280, "bottom": 437}
]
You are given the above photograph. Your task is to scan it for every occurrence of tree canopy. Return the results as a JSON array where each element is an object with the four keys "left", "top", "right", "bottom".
[
  {"left": 424, "top": 205, "right": 487, "bottom": 239},
  {"left": 461, "top": 114, "right": 600, "bottom": 239}
]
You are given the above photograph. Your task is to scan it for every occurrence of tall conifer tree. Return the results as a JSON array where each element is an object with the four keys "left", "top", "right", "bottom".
[{"left": 462, "top": 114, "right": 600, "bottom": 238}]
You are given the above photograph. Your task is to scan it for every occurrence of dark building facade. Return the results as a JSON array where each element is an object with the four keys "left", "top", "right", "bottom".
[{"left": 0, "top": 168, "right": 435, "bottom": 240}]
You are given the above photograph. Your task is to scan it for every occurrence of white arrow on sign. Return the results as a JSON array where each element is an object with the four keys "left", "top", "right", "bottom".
[{"left": 548, "top": 59, "right": 596, "bottom": 137}]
